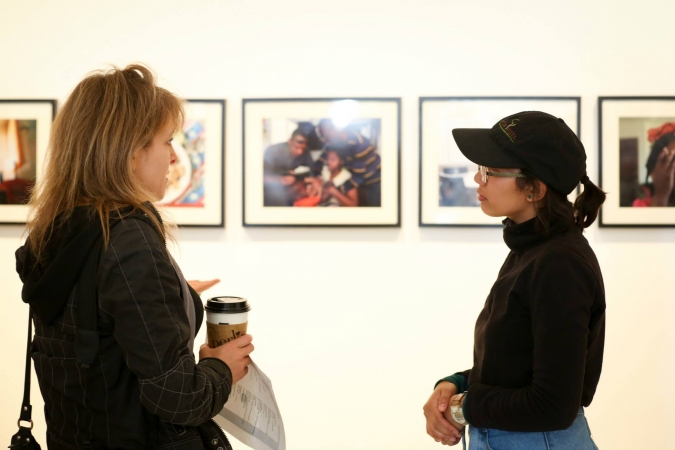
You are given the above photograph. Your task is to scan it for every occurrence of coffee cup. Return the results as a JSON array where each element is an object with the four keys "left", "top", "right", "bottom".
[{"left": 205, "top": 296, "right": 251, "bottom": 348}]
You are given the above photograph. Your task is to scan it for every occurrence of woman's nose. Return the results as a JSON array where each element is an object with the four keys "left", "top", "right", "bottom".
[
  {"left": 474, "top": 171, "right": 484, "bottom": 185},
  {"left": 170, "top": 146, "right": 178, "bottom": 165}
]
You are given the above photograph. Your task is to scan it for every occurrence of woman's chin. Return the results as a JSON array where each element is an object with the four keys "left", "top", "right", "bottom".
[
  {"left": 479, "top": 204, "right": 503, "bottom": 218},
  {"left": 149, "top": 191, "right": 165, "bottom": 204}
]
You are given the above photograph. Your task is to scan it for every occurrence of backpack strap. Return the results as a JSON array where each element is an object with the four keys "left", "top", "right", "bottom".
[
  {"left": 19, "top": 309, "right": 34, "bottom": 423},
  {"left": 11, "top": 309, "right": 43, "bottom": 449}
]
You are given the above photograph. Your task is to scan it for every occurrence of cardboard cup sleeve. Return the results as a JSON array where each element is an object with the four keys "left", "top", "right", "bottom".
[{"left": 207, "top": 322, "right": 248, "bottom": 348}]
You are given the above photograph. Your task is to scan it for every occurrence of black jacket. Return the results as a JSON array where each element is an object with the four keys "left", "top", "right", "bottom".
[
  {"left": 16, "top": 207, "right": 232, "bottom": 450},
  {"left": 462, "top": 218, "right": 605, "bottom": 431}
]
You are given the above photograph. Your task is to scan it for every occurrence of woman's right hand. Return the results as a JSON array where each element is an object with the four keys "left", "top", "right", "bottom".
[
  {"left": 651, "top": 146, "right": 675, "bottom": 206},
  {"left": 199, "top": 334, "right": 254, "bottom": 384},
  {"left": 423, "top": 381, "right": 463, "bottom": 446}
]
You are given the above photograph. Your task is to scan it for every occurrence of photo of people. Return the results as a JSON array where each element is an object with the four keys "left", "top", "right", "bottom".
[
  {"left": 262, "top": 118, "right": 381, "bottom": 208},
  {"left": 619, "top": 118, "right": 675, "bottom": 207},
  {"left": 0, "top": 119, "right": 37, "bottom": 205},
  {"left": 244, "top": 98, "right": 399, "bottom": 226}
]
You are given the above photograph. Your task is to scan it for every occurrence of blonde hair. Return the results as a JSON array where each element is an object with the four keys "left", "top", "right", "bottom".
[{"left": 27, "top": 64, "right": 184, "bottom": 263}]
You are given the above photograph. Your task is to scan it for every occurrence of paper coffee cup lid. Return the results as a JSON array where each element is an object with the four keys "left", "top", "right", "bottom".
[{"left": 206, "top": 296, "right": 251, "bottom": 313}]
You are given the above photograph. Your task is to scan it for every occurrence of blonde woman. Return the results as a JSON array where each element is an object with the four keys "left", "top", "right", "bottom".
[{"left": 15, "top": 65, "right": 252, "bottom": 450}]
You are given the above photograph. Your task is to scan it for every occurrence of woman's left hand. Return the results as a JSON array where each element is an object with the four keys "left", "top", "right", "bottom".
[{"left": 188, "top": 279, "right": 220, "bottom": 295}]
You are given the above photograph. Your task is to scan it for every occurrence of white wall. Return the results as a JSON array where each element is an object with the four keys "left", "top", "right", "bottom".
[{"left": 1, "top": 1, "right": 675, "bottom": 448}]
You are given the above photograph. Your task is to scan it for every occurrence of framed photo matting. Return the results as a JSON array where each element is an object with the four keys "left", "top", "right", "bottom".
[
  {"left": 419, "top": 97, "right": 580, "bottom": 226},
  {"left": 157, "top": 99, "right": 225, "bottom": 227},
  {"left": 0, "top": 100, "right": 56, "bottom": 225},
  {"left": 243, "top": 98, "right": 400, "bottom": 227},
  {"left": 599, "top": 97, "right": 675, "bottom": 227}
]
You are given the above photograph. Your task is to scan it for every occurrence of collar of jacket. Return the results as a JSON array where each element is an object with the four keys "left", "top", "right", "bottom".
[{"left": 502, "top": 216, "right": 574, "bottom": 254}]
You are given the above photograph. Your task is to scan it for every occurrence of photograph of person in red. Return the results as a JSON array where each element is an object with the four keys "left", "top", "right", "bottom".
[
  {"left": 619, "top": 119, "right": 675, "bottom": 207},
  {"left": 0, "top": 119, "right": 37, "bottom": 205},
  {"left": 633, "top": 122, "right": 675, "bottom": 206}
]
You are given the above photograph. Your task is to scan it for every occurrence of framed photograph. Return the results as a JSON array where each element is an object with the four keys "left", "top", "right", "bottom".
[
  {"left": 157, "top": 99, "right": 225, "bottom": 227},
  {"left": 419, "top": 97, "right": 581, "bottom": 226},
  {"left": 243, "top": 98, "right": 400, "bottom": 227},
  {"left": 0, "top": 100, "right": 56, "bottom": 225},
  {"left": 599, "top": 97, "right": 675, "bottom": 227}
]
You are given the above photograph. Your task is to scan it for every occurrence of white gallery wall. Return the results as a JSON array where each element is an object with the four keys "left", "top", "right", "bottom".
[{"left": 1, "top": 1, "right": 674, "bottom": 449}]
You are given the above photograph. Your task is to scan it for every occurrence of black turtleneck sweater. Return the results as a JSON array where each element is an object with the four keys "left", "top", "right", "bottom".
[{"left": 440, "top": 218, "right": 605, "bottom": 431}]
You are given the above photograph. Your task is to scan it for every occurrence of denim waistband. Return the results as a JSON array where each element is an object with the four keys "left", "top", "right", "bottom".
[
  {"left": 466, "top": 407, "right": 597, "bottom": 450},
  {"left": 470, "top": 406, "right": 585, "bottom": 433}
]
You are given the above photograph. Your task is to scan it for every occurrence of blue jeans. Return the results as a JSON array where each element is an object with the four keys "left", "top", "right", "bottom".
[{"left": 467, "top": 408, "right": 599, "bottom": 450}]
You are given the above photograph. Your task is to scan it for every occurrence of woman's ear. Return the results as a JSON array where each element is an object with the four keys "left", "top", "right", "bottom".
[
  {"left": 130, "top": 147, "right": 143, "bottom": 173},
  {"left": 530, "top": 180, "right": 547, "bottom": 202}
]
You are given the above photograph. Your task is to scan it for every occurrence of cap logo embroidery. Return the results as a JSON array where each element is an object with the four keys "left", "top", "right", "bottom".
[{"left": 499, "top": 119, "right": 520, "bottom": 143}]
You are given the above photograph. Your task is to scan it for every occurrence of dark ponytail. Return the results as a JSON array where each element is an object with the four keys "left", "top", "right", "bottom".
[
  {"left": 573, "top": 174, "right": 606, "bottom": 229},
  {"left": 517, "top": 171, "right": 606, "bottom": 234}
]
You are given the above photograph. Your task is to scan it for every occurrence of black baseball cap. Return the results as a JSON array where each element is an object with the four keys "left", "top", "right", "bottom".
[{"left": 452, "top": 111, "right": 586, "bottom": 195}]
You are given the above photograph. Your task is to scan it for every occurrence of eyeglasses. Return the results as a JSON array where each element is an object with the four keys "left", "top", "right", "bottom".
[{"left": 478, "top": 165, "right": 527, "bottom": 184}]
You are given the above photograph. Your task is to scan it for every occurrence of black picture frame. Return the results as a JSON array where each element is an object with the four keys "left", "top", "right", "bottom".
[
  {"left": 418, "top": 96, "right": 581, "bottom": 227},
  {"left": 599, "top": 96, "right": 675, "bottom": 227},
  {"left": 0, "top": 99, "right": 57, "bottom": 225},
  {"left": 242, "top": 98, "right": 401, "bottom": 227}
]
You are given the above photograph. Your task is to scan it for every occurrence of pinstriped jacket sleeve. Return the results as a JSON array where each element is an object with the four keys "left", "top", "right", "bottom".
[{"left": 96, "top": 218, "right": 232, "bottom": 426}]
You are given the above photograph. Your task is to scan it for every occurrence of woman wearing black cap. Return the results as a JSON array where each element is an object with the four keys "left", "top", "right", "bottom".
[{"left": 423, "top": 112, "right": 606, "bottom": 449}]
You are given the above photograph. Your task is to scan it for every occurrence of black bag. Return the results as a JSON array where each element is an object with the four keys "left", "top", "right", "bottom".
[{"left": 9, "top": 309, "right": 42, "bottom": 450}]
